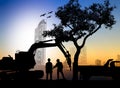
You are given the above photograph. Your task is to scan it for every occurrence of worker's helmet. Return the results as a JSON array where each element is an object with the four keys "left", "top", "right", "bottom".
[
  {"left": 56, "top": 59, "right": 60, "bottom": 62},
  {"left": 48, "top": 58, "right": 50, "bottom": 61}
]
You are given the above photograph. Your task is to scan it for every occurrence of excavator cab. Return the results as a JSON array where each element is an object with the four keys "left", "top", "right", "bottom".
[{"left": 15, "top": 51, "right": 36, "bottom": 71}]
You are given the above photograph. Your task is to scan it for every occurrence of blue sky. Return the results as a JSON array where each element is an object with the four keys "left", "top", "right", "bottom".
[{"left": 0, "top": 0, "right": 120, "bottom": 65}]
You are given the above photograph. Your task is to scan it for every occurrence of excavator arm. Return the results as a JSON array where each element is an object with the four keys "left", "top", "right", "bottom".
[
  {"left": 15, "top": 39, "right": 58, "bottom": 71},
  {"left": 28, "top": 41, "right": 57, "bottom": 54},
  {"left": 28, "top": 39, "right": 71, "bottom": 70},
  {"left": 57, "top": 43, "right": 71, "bottom": 70}
]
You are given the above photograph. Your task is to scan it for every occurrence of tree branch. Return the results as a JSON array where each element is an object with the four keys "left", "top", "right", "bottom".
[
  {"left": 80, "top": 25, "right": 101, "bottom": 48},
  {"left": 67, "top": 24, "right": 74, "bottom": 30},
  {"left": 71, "top": 35, "right": 79, "bottom": 49}
]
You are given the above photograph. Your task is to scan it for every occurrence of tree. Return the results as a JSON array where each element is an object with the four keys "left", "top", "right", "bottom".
[{"left": 43, "top": 0, "right": 116, "bottom": 80}]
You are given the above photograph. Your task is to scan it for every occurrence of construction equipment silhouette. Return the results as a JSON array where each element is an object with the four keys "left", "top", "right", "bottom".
[{"left": 0, "top": 39, "right": 71, "bottom": 80}]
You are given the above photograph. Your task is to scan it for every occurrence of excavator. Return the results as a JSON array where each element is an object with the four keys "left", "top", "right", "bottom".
[{"left": 0, "top": 39, "right": 71, "bottom": 80}]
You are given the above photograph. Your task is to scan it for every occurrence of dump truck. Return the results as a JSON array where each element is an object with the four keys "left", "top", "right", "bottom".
[{"left": 78, "top": 59, "right": 120, "bottom": 80}]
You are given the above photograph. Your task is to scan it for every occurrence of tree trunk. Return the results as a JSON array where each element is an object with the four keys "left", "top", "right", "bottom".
[{"left": 72, "top": 48, "right": 81, "bottom": 80}]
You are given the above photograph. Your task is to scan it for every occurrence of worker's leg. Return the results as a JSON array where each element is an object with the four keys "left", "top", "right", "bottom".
[
  {"left": 61, "top": 71, "right": 65, "bottom": 79},
  {"left": 50, "top": 72, "right": 52, "bottom": 80},
  {"left": 57, "top": 71, "right": 59, "bottom": 80},
  {"left": 46, "top": 73, "right": 48, "bottom": 80}
]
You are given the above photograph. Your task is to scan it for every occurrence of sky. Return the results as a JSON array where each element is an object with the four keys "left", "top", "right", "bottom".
[{"left": 0, "top": 0, "right": 120, "bottom": 67}]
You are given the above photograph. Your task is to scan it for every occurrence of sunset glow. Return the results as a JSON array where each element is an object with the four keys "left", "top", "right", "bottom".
[{"left": 0, "top": 0, "right": 120, "bottom": 67}]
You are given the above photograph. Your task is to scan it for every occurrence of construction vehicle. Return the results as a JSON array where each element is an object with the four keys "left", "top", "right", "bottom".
[
  {"left": 78, "top": 59, "right": 120, "bottom": 80},
  {"left": 0, "top": 39, "right": 71, "bottom": 80}
]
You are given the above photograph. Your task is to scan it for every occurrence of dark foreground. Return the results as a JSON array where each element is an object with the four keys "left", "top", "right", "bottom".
[{"left": 0, "top": 79, "right": 117, "bottom": 88}]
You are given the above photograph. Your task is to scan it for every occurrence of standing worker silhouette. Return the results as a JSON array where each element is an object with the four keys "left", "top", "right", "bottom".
[
  {"left": 45, "top": 58, "right": 53, "bottom": 80},
  {"left": 53, "top": 59, "right": 65, "bottom": 80}
]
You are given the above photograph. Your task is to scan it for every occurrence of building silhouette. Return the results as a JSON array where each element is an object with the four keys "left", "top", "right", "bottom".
[
  {"left": 34, "top": 19, "right": 46, "bottom": 67},
  {"left": 115, "top": 54, "right": 120, "bottom": 66},
  {"left": 117, "top": 54, "right": 120, "bottom": 61},
  {"left": 95, "top": 59, "right": 101, "bottom": 66}
]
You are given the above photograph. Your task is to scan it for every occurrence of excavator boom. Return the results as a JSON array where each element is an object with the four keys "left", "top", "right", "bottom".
[
  {"left": 28, "top": 41, "right": 57, "bottom": 54},
  {"left": 28, "top": 39, "right": 71, "bottom": 70}
]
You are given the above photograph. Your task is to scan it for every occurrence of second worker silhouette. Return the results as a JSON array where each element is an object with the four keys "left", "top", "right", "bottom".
[{"left": 53, "top": 59, "right": 65, "bottom": 80}]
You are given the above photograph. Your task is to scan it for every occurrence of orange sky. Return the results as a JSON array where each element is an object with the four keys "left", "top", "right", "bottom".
[{"left": 0, "top": 0, "right": 120, "bottom": 67}]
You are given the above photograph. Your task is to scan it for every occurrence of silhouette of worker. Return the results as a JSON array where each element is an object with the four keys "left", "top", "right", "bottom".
[
  {"left": 45, "top": 58, "right": 53, "bottom": 80},
  {"left": 53, "top": 59, "right": 65, "bottom": 80}
]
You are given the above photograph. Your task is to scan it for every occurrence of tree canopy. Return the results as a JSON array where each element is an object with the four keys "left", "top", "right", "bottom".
[{"left": 43, "top": 0, "right": 116, "bottom": 47}]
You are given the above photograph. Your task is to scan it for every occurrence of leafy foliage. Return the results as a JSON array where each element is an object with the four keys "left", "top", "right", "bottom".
[{"left": 43, "top": 0, "right": 116, "bottom": 44}]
